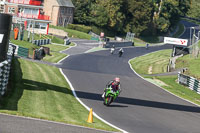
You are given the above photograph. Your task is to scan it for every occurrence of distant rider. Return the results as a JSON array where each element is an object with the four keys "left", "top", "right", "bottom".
[
  {"left": 102, "top": 77, "right": 121, "bottom": 97},
  {"left": 119, "top": 48, "right": 124, "bottom": 57},
  {"left": 110, "top": 45, "right": 115, "bottom": 54}
]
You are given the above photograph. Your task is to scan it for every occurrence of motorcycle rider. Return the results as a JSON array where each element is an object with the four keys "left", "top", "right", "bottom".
[
  {"left": 102, "top": 77, "right": 121, "bottom": 98},
  {"left": 118, "top": 48, "right": 124, "bottom": 57},
  {"left": 110, "top": 45, "right": 115, "bottom": 54}
]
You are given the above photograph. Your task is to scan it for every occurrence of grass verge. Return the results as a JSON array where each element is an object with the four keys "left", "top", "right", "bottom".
[
  {"left": 0, "top": 58, "right": 118, "bottom": 132},
  {"left": 130, "top": 50, "right": 171, "bottom": 74},
  {"left": 149, "top": 76, "right": 200, "bottom": 106},
  {"left": 176, "top": 53, "right": 200, "bottom": 79},
  {"left": 130, "top": 50, "right": 200, "bottom": 106},
  {"left": 42, "top": 44, "right": 69, "bottom": 63},
  {"left": 50, "top": 25, "right": 91, "bottom": 40},
  {"left": 10, "top": 39, "right": 40, "bottom": 56}
]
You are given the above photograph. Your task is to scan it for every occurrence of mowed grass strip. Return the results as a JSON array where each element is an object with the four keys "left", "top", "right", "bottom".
[
  {"left": 176, "top": 47, "right": 200, "bottom": 79},
  {"left": 42, "top": 44, "right": 69, "bottom": 63},
  {"left": 130, "top": 50, "right": 200, "bottom": 106},
  {"left": 130, "top": 50, "right": 171, "bottom": 74},
  {"left": 152, "top": 76, "right": 200, "bottom": 106},
  {"left": 1, "top": 58, "right": 118, "bottom": 131}
]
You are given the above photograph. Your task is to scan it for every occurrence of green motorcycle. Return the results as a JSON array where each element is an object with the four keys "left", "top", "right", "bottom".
[{"left": 102, "top": 86, "right": 121, "bottom": 106}]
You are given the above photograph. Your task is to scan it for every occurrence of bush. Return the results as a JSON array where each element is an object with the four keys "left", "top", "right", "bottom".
[
  {"left": 91, "top": 26, "right": 116, "bottom": 37},
  {"left": 67, "top": 24, "right": 91, "bottom": 33}
]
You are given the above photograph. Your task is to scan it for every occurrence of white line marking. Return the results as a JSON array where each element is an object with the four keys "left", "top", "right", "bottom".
[
  {"left": 59, "top": 67, "right": 128, "bottom": 133},
  {"left": 59, "top": 43, "right": 128, "bottom": 132},
  {"left": 0, "top": 34, "right": 4, "bottom": 43}
]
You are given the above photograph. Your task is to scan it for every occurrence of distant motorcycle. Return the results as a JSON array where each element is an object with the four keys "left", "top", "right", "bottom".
[
  {"left": 118, "top": 48, "right": 124, "bottom": 57},
  {"left": 110, "top": 47, "right": 115, "bottom": 54}
]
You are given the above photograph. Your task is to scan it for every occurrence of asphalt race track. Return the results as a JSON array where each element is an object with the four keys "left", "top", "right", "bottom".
[
  {"left": 0, "top": 20, "right": 200, "bottom": 133},
  {"left": 60, "top": 20, "right": 200, "bottom": 133}
]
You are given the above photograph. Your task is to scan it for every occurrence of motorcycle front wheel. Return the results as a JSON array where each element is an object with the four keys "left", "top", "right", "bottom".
[{"left": 104, "top": 96, "right": 113, "bottom": 106}]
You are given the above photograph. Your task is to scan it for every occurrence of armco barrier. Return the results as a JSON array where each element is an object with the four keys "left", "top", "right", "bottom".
[
  {"left": 33, "top": 39, "right": 51, "bottom": 46},
  {"left": 0, "top": 45, "right": 14, "bottom": 96},
  {"left": 178, "top": 73, "right": 200, "bottom": 94},
  {"left": 104, "top": 41, "right": 133, "bottom": 48}
]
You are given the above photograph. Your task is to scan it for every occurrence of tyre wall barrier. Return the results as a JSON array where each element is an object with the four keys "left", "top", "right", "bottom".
[
  {"left": 178, "top": 73, "right": 200, "bottom": 94},
  {"left": 0, "top": 45, "right": 14, "bottom": 96},
  {"left": 33, "top": 39, "right": 51, "bottom": 46},
  {"left": 104, "top": 41, "right": 133, "bottom": 48}
]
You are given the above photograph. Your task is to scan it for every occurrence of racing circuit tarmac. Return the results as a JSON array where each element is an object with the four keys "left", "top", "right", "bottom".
[
  {"left": 1, "top": 20, "right": 200, "bottom": 133},
  {"left": 60, "top": 20, "right": 200, "bottom": 133}
]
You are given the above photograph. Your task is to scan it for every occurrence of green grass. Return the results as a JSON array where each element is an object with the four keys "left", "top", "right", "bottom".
[
  {"left": 152, "top": 76, "right": 200, "bottom": 106},
  {"left": 130, "top": 50, "right": 172, "bottom": 74},
  {"left": 10, "top": 39, "right": 40, "bottom": 56},
  {"left": 133, "top": 38, "right": 146, "bottom": 46},
  {"left": 0, "top": 58, "right": 118, "bottom": 132},
  {"left": 42, "top": 44, "right": 69, "bottom": 63},
  {"left": 50, "top": 25, "right": 92, "bottom": 40},
  {"left": 176, "top": 54, "right": 200, "bottom": 79},
  {"left": 10, "top": 30, "right": 65, "bottom": 44},
  {"left": 129, "top": 49, "right": 200, "bottom": 106}
]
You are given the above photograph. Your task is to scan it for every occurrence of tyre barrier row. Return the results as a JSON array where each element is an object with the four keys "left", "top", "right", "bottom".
[
  {"left": 33, "top": 39, "right": 51, "bottom": 46},
  {"left": 178, "top": 73, "right": 200, "bottom": 94},
  {"left": 0, "top": 45, "right": 14, "bottom": 96}
]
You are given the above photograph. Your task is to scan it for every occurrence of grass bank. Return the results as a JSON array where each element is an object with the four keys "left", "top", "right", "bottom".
[
  {"left": 130, "top": 49, "right": 200, "bottom": 106},
  {"left": 50, "top": 25, "right": 91, "bottom": 40},
  {"left": 10, "top": 39, "right": 40, "bottom": 56},
  {"left": 176, "top": 53, "right": 200, "bottom": 79},
  {"left": 130, "top": 50, "right": 171, "bottom": 74},
  {"left": 42, "top": 44, "right": 70, "bottom": 63},
  {"left": 0, "top": 57, "right": 118, "bottom": 132}
]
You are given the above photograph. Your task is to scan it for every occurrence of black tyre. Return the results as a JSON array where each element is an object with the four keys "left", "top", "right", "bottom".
[{"left": 104, "top": 96, "right": 113, "bottom": 106}]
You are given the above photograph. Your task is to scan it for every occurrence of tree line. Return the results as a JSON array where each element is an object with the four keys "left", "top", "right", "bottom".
[{"left": 72, "top": 0, "right": 191, "bottom": 36}]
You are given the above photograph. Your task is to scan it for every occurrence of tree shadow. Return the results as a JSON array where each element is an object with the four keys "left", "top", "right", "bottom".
[
  {"left": 75, "top": 91, "right": 200, "bottom": 113},
  {"left": 0, "top": 57, "right": 73, "bottom": 111},
  {"left": 0, "top": 57, "right": 24, "bottom": 110},
  {"left": 1, "top": 58, "right": 200, "bottom": 113},
  {"left": 108, "top": 104, "right": 129, "bottom": 108}
]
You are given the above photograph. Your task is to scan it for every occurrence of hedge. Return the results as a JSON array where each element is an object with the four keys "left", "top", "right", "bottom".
[{"left": 67, "top": 24, "right": 92, "bottom": 33}]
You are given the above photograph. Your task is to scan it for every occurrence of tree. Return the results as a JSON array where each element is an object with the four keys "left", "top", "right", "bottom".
[
  {"left": 71, "top": 0, "right": 95, "bottom": 24},
  {"left": 91, "top": 0, "right": 125, "bottom": 32},
  {"left": 125, "top": 0, "right": 153, "bottom": 36}
]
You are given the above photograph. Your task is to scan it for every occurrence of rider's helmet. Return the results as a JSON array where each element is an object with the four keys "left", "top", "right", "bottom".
[{"left": 114, "top": 77, "right": 120, "bottom": 85}]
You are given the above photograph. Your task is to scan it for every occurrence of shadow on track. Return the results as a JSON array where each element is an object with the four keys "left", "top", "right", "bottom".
[{"left": 75, "top": 91, "right": 200, "bottom": 113}]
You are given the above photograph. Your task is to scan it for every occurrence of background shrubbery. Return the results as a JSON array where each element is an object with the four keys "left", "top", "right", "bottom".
[{"left": 67, "top": 24, "right": 91, "bottom": 33}]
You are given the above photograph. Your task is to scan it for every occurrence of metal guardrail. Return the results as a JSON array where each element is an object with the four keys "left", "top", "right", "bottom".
[
  {"left": 178, "top": 73, "right": 200, "bottom": 94},
  {"left": 0, "top": 45, "right": 14, "bottom": 96}
]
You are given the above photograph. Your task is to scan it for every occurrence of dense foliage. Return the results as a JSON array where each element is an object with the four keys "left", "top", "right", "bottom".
[
  {"left": 187, "top": 0, "right": 200, "bottom": 19},
  {"left": 72, "top": 0, "right": 191, "bottom": 36}
]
